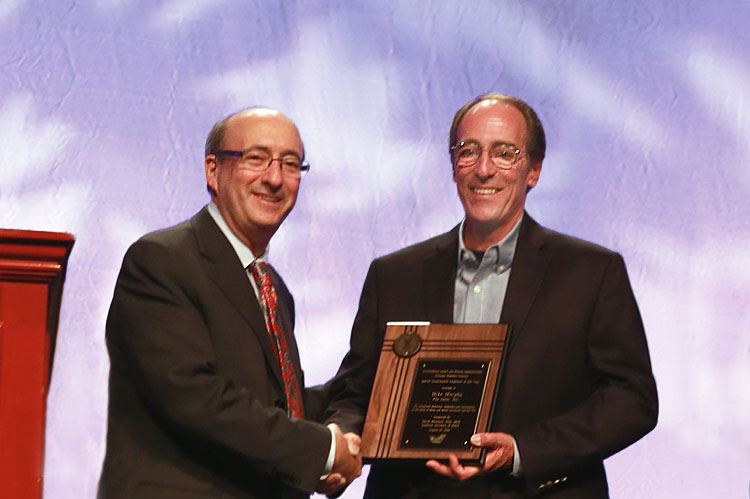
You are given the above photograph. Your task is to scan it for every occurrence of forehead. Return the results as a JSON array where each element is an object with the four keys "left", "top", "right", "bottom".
[
  {"left": 224, "top": 111, "right": 303, "bottom": 153},
  {"left": 457, "top": 100, "right": 527, "bottom": 145}
]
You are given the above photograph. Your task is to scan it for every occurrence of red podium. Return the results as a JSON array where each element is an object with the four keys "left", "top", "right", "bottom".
[{"left": 0, "top": 229, "right": 74, "bottom": 499}]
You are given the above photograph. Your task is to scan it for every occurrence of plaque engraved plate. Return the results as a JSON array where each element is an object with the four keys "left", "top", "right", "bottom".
[
  {"left": 400, "top": 360, "right": 490, "bottom": 450},
  {"left": 360, "top": 322, "right": 510, "bottom": 465}
]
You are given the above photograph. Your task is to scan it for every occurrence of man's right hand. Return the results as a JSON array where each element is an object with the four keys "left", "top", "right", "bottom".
[
  {"left": 316, "top": 424, "right": 361, "bottom": 495},
  {"left": 425, "top": 431, "right": 515, "bottom": 480}
]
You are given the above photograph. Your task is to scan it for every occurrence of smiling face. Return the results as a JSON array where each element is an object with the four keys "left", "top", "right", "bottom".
[
  {"left": 205, "top": 109, "right": 303, "bottom": 255},
  {"left": 453, "top": 99, "right": 541, "bottom": 250}
]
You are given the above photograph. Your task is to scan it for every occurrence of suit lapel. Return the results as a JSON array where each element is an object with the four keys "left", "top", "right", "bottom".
[
  {"left": 500, "top": 213, "right": 551, "bottom": 351},
  {"left": 423, "top": 226, "right": 460, "bottom": 324},
  {"left": 190, "top": 208, "right": 285, "bottom": 388}
]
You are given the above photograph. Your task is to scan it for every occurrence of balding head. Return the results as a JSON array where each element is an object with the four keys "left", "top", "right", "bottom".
[
  {"left": 206, "top": 107, "right": 305, "bottom": 159},
  {"left": 449, "top": 93, "right": 546, "bottom": 164},
  {"left": 203, "top": 107, "right": 305, "bottom": 255}
]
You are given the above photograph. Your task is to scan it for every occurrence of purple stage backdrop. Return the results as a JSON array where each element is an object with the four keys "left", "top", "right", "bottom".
[{"left": 1, "top": 1, "right": 748, "bottom": 497}]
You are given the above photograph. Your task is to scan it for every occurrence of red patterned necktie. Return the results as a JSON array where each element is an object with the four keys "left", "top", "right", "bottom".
[{"left": 249, "top": 261, "right": 304, "bottom": 418}]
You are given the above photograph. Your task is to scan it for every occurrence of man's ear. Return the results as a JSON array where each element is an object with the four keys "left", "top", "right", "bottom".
[
  {"left": 205, "top": 155, "right": 219, "bottom": 194},
  {"left": 526, "top": 160, "right": 542, "bottom": 190}
]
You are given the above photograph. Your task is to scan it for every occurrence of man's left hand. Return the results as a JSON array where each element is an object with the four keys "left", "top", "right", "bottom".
[{"left": 425, "top": 432, "right": 515, "bottom": 480}]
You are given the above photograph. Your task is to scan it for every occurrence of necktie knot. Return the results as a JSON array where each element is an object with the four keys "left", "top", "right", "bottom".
[
  {"left": 250, "top": 262, "right": 273, "bottom": 302},
  {"left": 249, "top": 260, "right": 271, "bottom": 285}
]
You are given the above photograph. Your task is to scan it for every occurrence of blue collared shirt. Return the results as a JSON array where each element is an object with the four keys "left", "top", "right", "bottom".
[
  {"left": 453, "top": 217, "right": 521, "bottom": 324},
  {"left": 453, "top": 215, "right": 523, "bottom": 476}
]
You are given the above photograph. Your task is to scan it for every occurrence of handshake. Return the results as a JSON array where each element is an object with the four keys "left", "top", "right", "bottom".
[{"left": 316, "top": 423, "right": 363, "bottom": 495}]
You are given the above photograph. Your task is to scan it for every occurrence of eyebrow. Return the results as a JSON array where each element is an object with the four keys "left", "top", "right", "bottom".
[
  {"left": 459, "top": 139, "right": 519, "bottom": 149},
  {"left": 242, "top": 145, "right": 302, "bottom": 159}
]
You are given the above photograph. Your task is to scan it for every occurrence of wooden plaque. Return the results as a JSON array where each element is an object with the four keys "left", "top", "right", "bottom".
[{"left": 361, "top": 322, "right": 510, "bottom": 465}]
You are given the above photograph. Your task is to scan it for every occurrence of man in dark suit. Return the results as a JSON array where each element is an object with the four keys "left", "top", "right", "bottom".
[
  {"left": 101, "top": 108, "right": 360, "bottom": 498},
  {"left": 326, "top": 93, "right": 658, "bottom": 498}
]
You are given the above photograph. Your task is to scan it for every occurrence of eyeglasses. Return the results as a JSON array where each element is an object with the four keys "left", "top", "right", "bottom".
[
  {"left": 216, "top": 147, "right": 310, "bottom": 178},
  {"left": 450, "top": 141, "right": 524, "bottom": 170}
]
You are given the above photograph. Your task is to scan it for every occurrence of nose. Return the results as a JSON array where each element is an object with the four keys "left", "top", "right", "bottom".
[
  {"left": 260, "top": 158, "right": 284, "bottom": 187},
  {"left": 474, "top": 150, "right": 495, "bottom": 180}
]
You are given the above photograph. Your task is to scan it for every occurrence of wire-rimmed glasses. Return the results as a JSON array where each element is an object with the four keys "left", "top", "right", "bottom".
[{"left": 450, "top": 140, "right": 524, "bottom": 170}]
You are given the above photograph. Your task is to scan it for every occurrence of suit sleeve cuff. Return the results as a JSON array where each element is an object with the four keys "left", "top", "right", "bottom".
[{"left": 320, "top": 427, "right": 336, "bottom": 479}]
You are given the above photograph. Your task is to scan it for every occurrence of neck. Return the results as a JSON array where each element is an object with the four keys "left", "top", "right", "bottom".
[
  {"left": 242, "top": 233, "right": 270, "bottom": 259},
  {"left": 213, "top": 200, "right": 272, "bottom": 258},
  {"left": 463, "top": 213, "right": 523, "bottom": 251}
]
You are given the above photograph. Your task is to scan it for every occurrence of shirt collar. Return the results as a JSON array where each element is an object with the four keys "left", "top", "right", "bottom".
[
  {"left": 206, "top": 201, "right": 268, "bottom": 268},
  {"left": 457, "top": 216, "right": 522, "bottom": 274}
]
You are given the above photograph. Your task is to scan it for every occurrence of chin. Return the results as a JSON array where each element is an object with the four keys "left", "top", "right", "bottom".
[
  {"left": 253, "top": 218, "right": 285, "bottom": 231},
  {"left": 467, "top": 210, "right": 504, "bottom": 224}
]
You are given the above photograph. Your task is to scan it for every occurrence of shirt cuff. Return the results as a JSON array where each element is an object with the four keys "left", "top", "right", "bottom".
[
  {"left": 320, "top": 427, "right": 336, "bottom": 479},
  {"left": 511, "top": 437, "right": 522, "bottom": 477}
]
